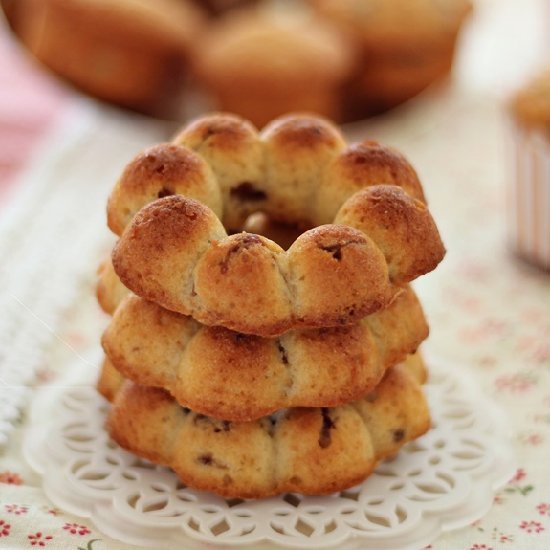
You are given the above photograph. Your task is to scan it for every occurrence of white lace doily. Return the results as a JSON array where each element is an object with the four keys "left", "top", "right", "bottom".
[{"left": 23, "top": 356, "right": 515, "bottom": 550}]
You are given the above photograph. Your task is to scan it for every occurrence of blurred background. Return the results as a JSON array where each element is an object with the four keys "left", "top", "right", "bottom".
[
  {"left": 0, "top": 4, "right": 549, "bottom": 547},
  {"left": 0, "top": 0, "right": 548, "bottom": 193}
]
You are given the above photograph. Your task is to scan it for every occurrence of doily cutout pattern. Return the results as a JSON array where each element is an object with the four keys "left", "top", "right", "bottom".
[{"left": 23, "top": 357, "right": 515, "bottom": 550}]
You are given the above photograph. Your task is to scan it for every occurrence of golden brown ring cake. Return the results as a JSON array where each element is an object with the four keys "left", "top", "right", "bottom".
[
  {"left": 101, "top": 285, "right": 428, "bottom": 421},
  {"left": 103, "top": 358, "right": 430, "bottom": 498},
  {"left": 100, "top": 182, "right": 441, "bottom": 318},
  {"left": 112, "top": 189, "right": 442, "bottom": 336},
  {"left": 107, "top": 113, "right": 443, "bottom": 336}
]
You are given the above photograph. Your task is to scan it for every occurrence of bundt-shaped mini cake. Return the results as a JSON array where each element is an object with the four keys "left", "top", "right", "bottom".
[
  {"left": 112, "top": 189, "right": 441, "bottom": 336},
  {"left": 104, "top": 358, "right": 430, "bottom": 498},
  {"left": 101, "top": 285, "right": 427, "bottom": 421},
  {"left": 108, "top": 113, "right": 444, "bottom": 337}
]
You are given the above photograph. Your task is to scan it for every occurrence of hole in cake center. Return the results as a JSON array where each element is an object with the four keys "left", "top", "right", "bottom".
[
  {"left": 240, "top": 212, "right": 313, "bottom": 250},
  {"left": 230, "top": 182, "right": 267, "bottom": 202}
]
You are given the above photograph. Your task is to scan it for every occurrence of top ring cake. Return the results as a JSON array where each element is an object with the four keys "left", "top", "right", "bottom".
[{"left": 109, "top": 114, "right": 445, "bottom": 336}]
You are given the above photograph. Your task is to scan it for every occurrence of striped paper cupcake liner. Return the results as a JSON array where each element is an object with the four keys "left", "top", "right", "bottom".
[{"left": 510, "top": 124, "right": 550, "bottom": 271}]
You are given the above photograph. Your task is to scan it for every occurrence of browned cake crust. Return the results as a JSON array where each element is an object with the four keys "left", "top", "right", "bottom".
[
  {"left": 96, "top": 111, "right": 437, "bottom": 499},
  {"left": 101, "top": 285, "right": 427, "bottom": 421},
  {"left": 107, "top": 142, "right": 223, "bottom": 235},
  {"left": 189, "top": 0, "right": 259, "bottom": 17},
  {"left": 104, "top": 360, "right": 430, "bottom": 498}
]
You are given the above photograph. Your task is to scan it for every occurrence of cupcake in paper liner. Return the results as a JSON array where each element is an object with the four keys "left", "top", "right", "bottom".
[{"left": 509, "top": 69, "right": 550, "bottom": 271}]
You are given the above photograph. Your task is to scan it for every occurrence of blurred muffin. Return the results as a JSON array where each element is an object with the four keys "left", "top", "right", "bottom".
[
  {"left": 509, "top": 69, "right": 550, "bottom": 271},
  {"left": 512, "top": 70, "right": 550, "bottom": 133},
  {"left": 192, "top": 10, "right": 354, "bottom": 126},
  {"left": 310, "top": 0, "right": 472, "bottom": 116},
  {"left": 14, "top": 0, "right": 204, "bottom": 116},
  {"left": 1, "top": 0, "right": 23, "bottom": 29},
  {"left": 190, "top": 0, "right": 259, "bottom": 17}
]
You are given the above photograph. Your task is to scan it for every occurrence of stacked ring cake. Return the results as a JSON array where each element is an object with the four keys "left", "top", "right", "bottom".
[{"left": 97, "top": 113, "right": 445, "bottom": 497}]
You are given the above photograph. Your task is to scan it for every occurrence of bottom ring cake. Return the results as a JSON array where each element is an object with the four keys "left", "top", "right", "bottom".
[{"left": 99, "top": 355, "right": 430, "bottom": 498}]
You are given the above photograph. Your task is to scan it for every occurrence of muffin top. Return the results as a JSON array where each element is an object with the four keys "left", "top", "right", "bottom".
[
  {"left": 193, "top": 10, "right": 354, "bottom": 87},
  {"left": 310, "top": 0, "right": 472, "bottom": 49},
  {"left": 39, "top": 0, "right": 204, "bottom": 50},
  {"left": 511, "top": 69, "right": 550, "bottom": 132}
]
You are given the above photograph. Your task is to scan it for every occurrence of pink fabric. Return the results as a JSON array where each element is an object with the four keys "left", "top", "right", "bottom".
[{"left": 0, "top": 25, "right": 69, "bottom": 204}]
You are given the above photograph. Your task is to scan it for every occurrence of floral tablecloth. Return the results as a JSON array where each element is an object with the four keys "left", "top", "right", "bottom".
[{"left": 1, "top": 0, "right": 550, "bottom": 546}]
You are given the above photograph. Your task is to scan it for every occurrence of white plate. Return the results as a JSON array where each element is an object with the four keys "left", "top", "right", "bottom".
[{"left": 23, "top": 355, "right": 515, "bottom": 550}]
